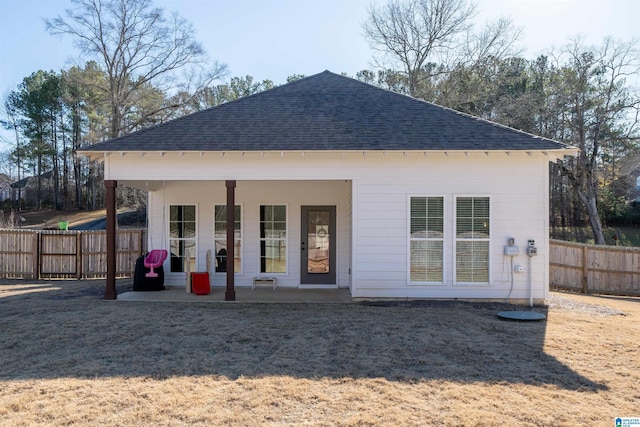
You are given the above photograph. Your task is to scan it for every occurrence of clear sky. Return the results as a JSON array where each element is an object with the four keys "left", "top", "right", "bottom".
[{"left": 0, "top": 0, "right": 638, "bottom": 152}]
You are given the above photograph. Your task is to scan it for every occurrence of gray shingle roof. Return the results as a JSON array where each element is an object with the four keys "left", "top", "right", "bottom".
[{"left": 83, "top": 70, "right": 573, "bottom": 152}]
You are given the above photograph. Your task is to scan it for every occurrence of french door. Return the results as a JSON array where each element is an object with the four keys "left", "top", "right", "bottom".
[{"left": 300, "top": 206, "right": 336, "bottom": 285}]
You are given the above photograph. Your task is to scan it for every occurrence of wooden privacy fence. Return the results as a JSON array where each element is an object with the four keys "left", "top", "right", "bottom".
[
  {"left": 0, "top": 228, "right": 147, "bottom": 280},
  {"left": 550, "top": 239, "right": 640, "bottom": 296}
]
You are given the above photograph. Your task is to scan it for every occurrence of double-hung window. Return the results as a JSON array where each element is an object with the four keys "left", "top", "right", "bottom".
[
  {"left": 260, "top": 205, "right": 287, "bottom": 273},
  {"left": 409, "top": 196, "right": 444, "bottom": 283},
  {"left": 214, "top": 205, "right": 242, "bottom": 273},
  {"left": 455, "top": 196, "right": 490, "bottom": 284},
  {"left": 169, "top": 205, "right": 196, "bottom": 273}
]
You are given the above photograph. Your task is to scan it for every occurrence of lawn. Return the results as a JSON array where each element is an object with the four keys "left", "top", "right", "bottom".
[{"left": 0, "top": 280, "right": 638, "bottom": 426}]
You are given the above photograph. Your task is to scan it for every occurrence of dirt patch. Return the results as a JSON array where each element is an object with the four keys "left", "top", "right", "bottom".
[
  {"left": 546, "top": 293, "right": 626, "bottom": 316},
  {"left": 0, "top": 281, "right": 638, "bottom": 426}
]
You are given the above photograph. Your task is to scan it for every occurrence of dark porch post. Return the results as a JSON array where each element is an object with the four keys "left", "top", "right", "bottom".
[
  {"left": 105, "top": 180, "right": 117, "bottom": 300},
  {"left": 225, "top": 180, "right": 236, "bottom": 301}
]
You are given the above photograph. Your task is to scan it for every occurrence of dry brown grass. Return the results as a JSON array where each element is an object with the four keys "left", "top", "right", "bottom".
[{"left": 1, "top": 280, "right": 638, "bottom": 426}]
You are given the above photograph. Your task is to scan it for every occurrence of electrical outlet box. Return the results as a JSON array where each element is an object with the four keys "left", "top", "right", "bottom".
[
  {"left": 504, "top": 245, "right": 519, "bottom": 256},
  {"left": 526, "top": 246, "right": 537, "bottom": 256},
  {"left": 514, "top": 264, "right": 524, "bottom": 273}
]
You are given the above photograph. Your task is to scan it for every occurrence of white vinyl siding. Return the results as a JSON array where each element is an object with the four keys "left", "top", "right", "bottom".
[
  {"left": 409, "top": 196, "right": 444, "bottom": 284},
  {"left": 169, "top": 204, "right": 196, "bottom": 273},
  {"left": 260, "top": 205, "right": 287, "bottom": 273},
  {"left": 127, "top": 152, "right": 550, "bottom": 298},
  {"left": 455, "top": 196, "right": 490, "bottom": 284},
  {"left": 213, "top": 205, "right": 242, "bottom": 274}
]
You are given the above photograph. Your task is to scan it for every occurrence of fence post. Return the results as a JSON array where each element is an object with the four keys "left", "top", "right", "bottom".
[
  {"left": 582, "top": 244, "right": 589, "bottom": 294},
  {"left": 32, "top": 231, "right": 38, "bottom": 279},
  {"left": 76, "top": 232, "right": 82, "bottom": 280},
  {"left": 36, "top": 231, "right": 42, "bottom": 280}
]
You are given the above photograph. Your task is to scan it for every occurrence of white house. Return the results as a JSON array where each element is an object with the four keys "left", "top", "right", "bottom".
[{"left": 80, "top": 71, "right": 577, "bottom": 302}]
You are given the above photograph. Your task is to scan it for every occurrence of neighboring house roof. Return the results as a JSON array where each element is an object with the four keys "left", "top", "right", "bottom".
[
  {"left": 10, "top": 171, "right": 53, "bottom": 189},
  {"left": 0, "top": 173, "right": 12, "bottom": 186},
  {"left": 82, "top": 70, "right": 575, "bottom": 153}
]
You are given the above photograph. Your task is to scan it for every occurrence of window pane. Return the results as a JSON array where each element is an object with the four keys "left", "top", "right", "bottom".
[
  {"left": 473, "top": 218, "right": 490, "bottom": 237},
  {"left": 261, "top": 240, "right": 286, "bottom": 273},
  {"left": 214, "top": 222, "right": 226, "bottom": 238},
  {"left": 261, "top": 205, "right": 271, "bottom": 222},
  {"left": 184, "top": 205, "right": 196, "bottom": 221},
  {"left": 411, "top": 217, "right": 426, "bottom": 234},
  {"left": 474, "top": 198, "right": 490, "bottom": 217},
  {"left": 428, "top": 217, "right": 443, "bottom": 234},
  {"left": 411, "top": 197, "right": 426, "bottom": 218},
  {"left": 457, "top": 198, "right": 472, "bottom": 216},
  {"left": 273, "top": 205, "right": 286, "bottom": 221},
  {"left": 457, "top": 218, "right": 473, "bottom": 236},
  {"left": 169, "top": 239, "right": 196, "bottom": 273},
  {"left": 427, "top": 197, "right": 443, "bottom": 217},
  {"left": 169, "top": 221, "right": 180, "bottom": 238},
  {"left": 456, "top": 241, "right": 489, "bottom": 283},
  {"left": 170, "top": 205, "right": 180, "bottom": 221},
  {"left": 410, "top": 240, "right": 443, "bottom": 282},
  {"left": 183, "top": 221, "right": 195, "bottom": 238},
  {"left": 215, "top": 205, "right": 226, "bottom": 221}
]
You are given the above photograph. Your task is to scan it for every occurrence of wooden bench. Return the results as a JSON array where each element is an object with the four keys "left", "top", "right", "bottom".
[{"left": 252, "top": 277, "right": 277, "bottom": 290}]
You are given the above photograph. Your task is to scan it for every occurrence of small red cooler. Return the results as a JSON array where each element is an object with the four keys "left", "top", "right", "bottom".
[{"left": 191, "top": 272, "right": 210, "bottom": 295}]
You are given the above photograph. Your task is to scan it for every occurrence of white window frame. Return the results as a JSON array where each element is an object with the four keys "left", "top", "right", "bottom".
[
  {"left": 454, "top": 195, "right": 491, "bottom": 286},
  {"left": 168, "top": 203, "right": 198, "bottom": 274},
  {"left": 407, "top": 195, "right": 445, "bottom": 285},
  {"left": 213, "top": 203, "right": 243, "bottom": 275},
  {"left": 259, "top": 204, "right": 288, "bottom": 275}
]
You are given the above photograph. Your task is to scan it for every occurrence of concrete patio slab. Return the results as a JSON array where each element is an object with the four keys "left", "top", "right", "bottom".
[{"left": 117, "top": 286, "right": 353, "bottom": 303}]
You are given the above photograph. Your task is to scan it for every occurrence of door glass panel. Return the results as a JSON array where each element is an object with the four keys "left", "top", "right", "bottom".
[{"left": 307, "top": 210, "right": 330, "bottom": 273}]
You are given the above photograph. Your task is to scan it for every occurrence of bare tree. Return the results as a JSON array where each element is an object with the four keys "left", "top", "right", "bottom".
[
  {"left": 363, "top": 0, "right": 476, "bottom": 96},
  {"left": 460, "top": 17, "right": 523, "bottom": 67},
  {"left": 550, "top": 37, "right": 640, "bottom": 244},
  {"left": 46, "top": 0, "right": 227, "bottom": 139}
]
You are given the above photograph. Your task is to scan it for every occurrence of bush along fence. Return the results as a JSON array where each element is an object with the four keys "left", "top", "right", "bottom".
[
  {"left": 0, "top": 228, "right": 146, "bottom": 280},
  {"left": 550, "top": 239, "right": 640, "bottom": 296}
]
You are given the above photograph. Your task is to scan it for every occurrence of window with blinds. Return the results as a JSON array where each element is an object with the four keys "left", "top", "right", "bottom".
[
  {"left": 455, "top": 196, "right": 490, "bottom": 284},
  {"left": 409, "top": 196, "right": 444, "bottom": 283}
]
